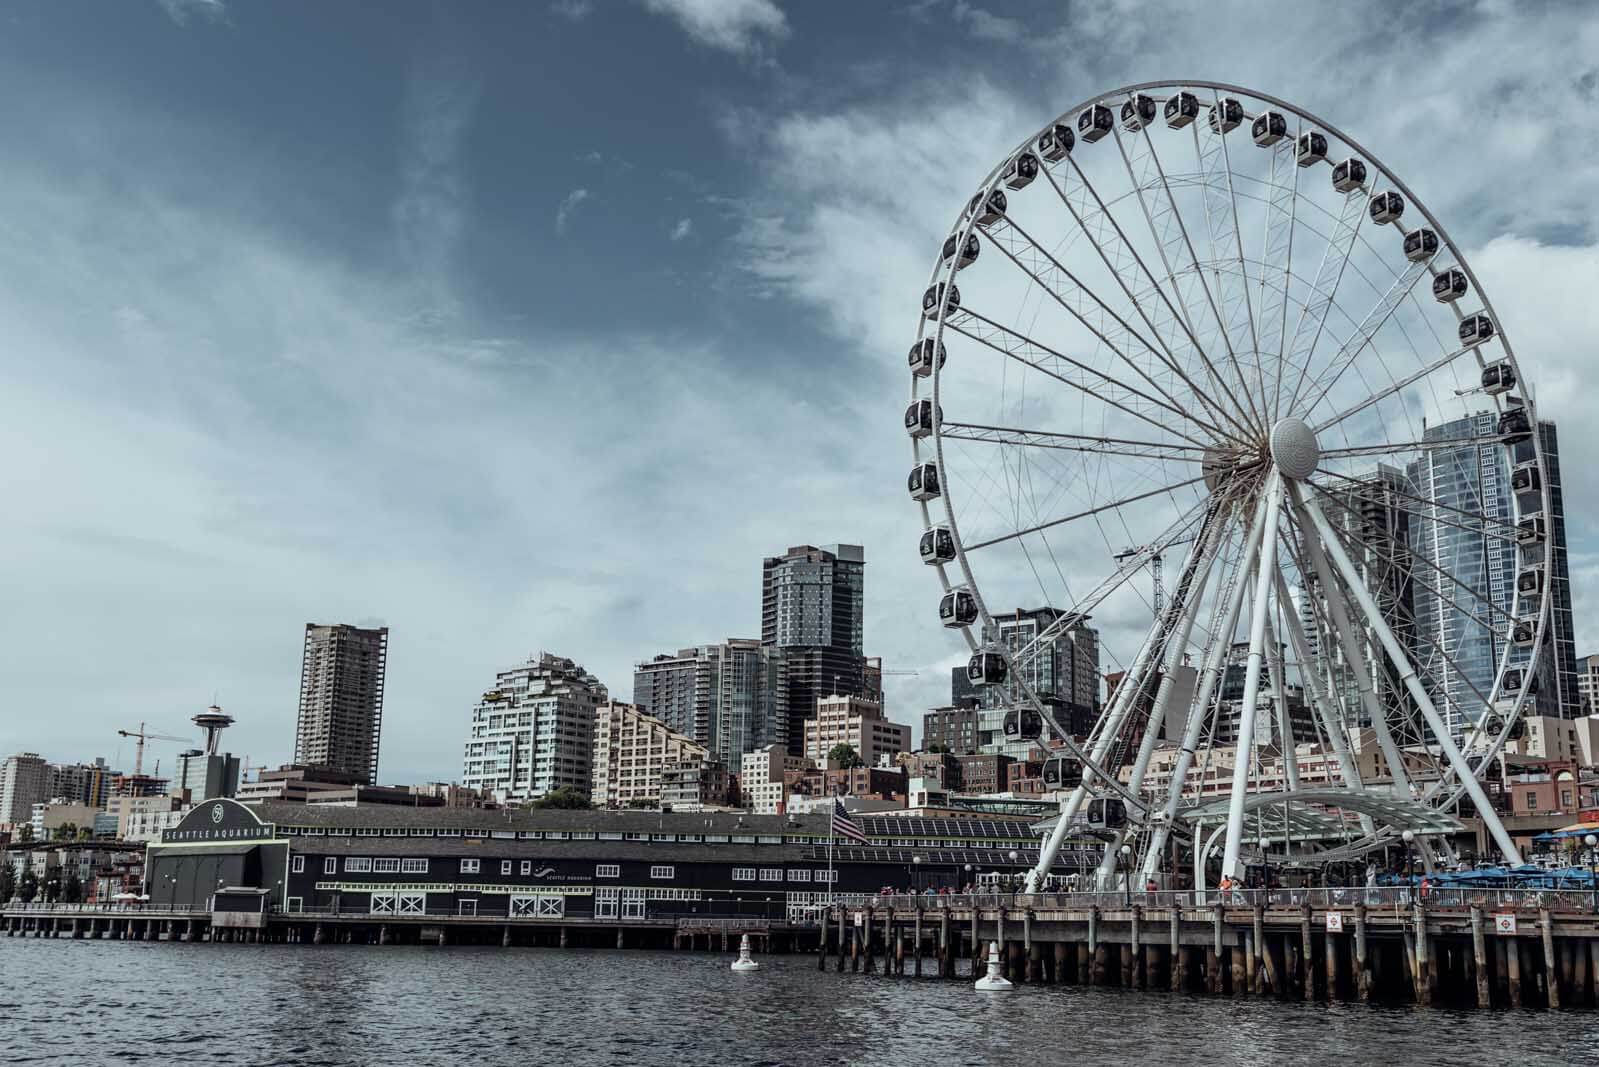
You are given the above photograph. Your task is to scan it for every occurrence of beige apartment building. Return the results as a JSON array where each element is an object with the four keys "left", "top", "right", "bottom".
[
  {"left": 591, "top": 701, "right": 709, "bottom": 809},
  {"left": 740, "top": 744, "right": 815, "bottom": 814},
  {"left": 803, "top": 695, "right": 911, "bottom": 768}
]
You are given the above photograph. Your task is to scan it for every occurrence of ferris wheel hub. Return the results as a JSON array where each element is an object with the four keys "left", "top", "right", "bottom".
[{"left": 1269, "top": 417, "right": 1320, "bottom": 480}]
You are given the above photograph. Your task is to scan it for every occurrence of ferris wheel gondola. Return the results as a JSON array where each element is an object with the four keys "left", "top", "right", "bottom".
[{"left": 905, "top": 81, "right": 1555, "bottom": 894}]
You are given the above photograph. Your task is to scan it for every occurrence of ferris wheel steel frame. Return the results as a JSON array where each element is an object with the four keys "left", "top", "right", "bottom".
[{"left": 907, "top": 81, "right": 1555, "bottom": 893}]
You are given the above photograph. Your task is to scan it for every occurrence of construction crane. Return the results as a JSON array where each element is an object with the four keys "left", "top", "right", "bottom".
[
  {"left": 116, "top": 722, "right": 193, "bottom": 777},
  {"left": 1114, "top": 545, "right": 1165, "bottom": 619}
]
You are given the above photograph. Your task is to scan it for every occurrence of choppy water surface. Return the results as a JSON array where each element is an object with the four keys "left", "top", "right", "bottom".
[{"left": 2, "top": 938, "right": 1597, "bottom": 1066}]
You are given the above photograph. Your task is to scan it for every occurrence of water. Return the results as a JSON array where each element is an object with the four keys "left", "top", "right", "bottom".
[{"left": 3, "top": 939, "right": 1598, "bottom": 1066}]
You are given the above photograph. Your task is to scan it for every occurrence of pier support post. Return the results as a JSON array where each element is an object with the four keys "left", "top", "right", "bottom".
[
  {"left": 559, "top": 926, "right": 568, "bottom": 949},
  {"left": 863, "top": 907, "right": 876, "bottom": 975},
  {"left": 995, "top": 908, "right": 1006, "bottom": 981},
  {"left": 1326, "top": 923, "right": 1340, "bottom": 1000},
  {"left": 939, "top": 910, "right": 951, "bottom": 978},
  {"left": 1087, "top": 907, "right": 1100, "bottom": 985},
  {"left": 1210, "top": 904, "right": 1224, "bottom": 995},
  {"left": 1413, "top": 904, "right": 1433, "bottom": 1006},
  {"left": 1053, "top": 941, "right": 1067, "bottom": 985},
  {"left": 1252, "top": 906, "right": 1267, "bottom": 994},
  {"left": 1354, "top": 904, "right": 1371, "bottom": 1002},
  {"left": 1169, "top": 908, "right": 1182, "bottom": 992},
  {"left": 1077, "top": 940, "right": 1089, "bottom": 984},
  {"left": 1588, "top": 941, "right": 1599, "bottom": 1008},
  {"left": 313, "top": 923, "right": 324, "bottom": 945},
  {"left": 1541, "top": 909, "right": 1561, "bottom": 1010},
  {"left": 850, "top": 924, "right": 860, "bottom": 972},
  {"left": 1300, "top": 906, "right": 1314, "bottom": 1001},
  {"left": 837, "top": 909, "right": 847, "bottom": 972},
  {"left": 970, "top": 909, "right": 980, "bottom": 974},
  {"left": 914, "top": 909, "right": 923, "bottom": 978},
  {"left": 379, "top": 925, "right": 391, "bottom": 946},
  {"left": 1130, "top": 906, "right": 1143, "bottom": 990},
  {"left": 1507, "top": 935, "right": 1523, "bottom": 1008},
  {"left": 1470, "top": 906, "right": 1491, "bottom": 1008},
  {"left": 1023, "top": 911, "right": 1035, "bottom": 983}
]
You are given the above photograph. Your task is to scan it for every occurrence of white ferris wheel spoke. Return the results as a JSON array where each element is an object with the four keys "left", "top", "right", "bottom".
[
  {"left": 1311, "top": 343, "right": 1484, "bottom": 436},
  {"left": 1037, "top": 149, "right": 1259, "bottom": 442},
  {"left": 939, "top": 422, "right": 1213, "bottom": 463},
  {"left": 978, "top": 213, "right": 1240, "bottom": 443}
]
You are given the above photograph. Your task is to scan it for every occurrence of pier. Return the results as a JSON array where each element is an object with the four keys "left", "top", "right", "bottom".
[{"left": 820, "top": 887, "right": 1599, "bottom": 1010}]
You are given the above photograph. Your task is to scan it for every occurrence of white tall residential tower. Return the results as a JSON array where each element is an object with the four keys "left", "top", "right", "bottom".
[{"left": 461, "top": 652, "right": 608, "bottom": 803}]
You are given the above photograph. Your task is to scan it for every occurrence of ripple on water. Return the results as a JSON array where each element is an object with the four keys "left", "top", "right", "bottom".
[{"left": 2, "top": 940, "right": 1598, "bottom": 1066}]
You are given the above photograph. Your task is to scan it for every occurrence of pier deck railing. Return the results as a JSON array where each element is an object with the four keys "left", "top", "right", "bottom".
[{"left": 848, "top": 887, "right": 1599, "bottom": 914}]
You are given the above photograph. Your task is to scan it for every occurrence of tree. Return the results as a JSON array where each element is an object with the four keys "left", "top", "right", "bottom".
[
  {"left": 531, "top": 787, "right": 593, "bottom": 810},
  {"left": 16, "top": 825, "right": 33, "bottom": 845},
  {"left": 18, "top": 870, "right": 38, "bottom": 904},
  {"left": 925, "top": 743, "right": 950, "bottom": 754},
  {"left": 0, "top": 864, "right": 14, "bottom": 904},
  {"left": 62, "top": 871, "right": 84, "bottom": 905},
  {"left": 827, "top": 743, "right": 863, "bottom": 769},
  {"left": 53, "top": 823, "right": 77, "bottom": 842}
]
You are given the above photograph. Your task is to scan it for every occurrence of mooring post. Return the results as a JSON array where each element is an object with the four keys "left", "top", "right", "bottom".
[
  {"left": 1541, "top": 909, "right": 1561, "bottom": 1010},
  {"left": 1470, "top": 906, "right": 1491, "bottom": 1008},
  {"left": 1413, "top": 903, "right": 1433, "bottom": 1006},
  {"left": 970, "top": 907, "right": 980, "bottom": 973},
  {"left": 837, "top": 908, "right": 848, "bottom": 972},
  {"left": 1326, "top": 921, "right": 1340, "bottom": 1000},
  {"left": 996, "top": 907, "right": 1007, "bottom": 981},
  {"left": 1507, "top": 934, "right": 1523, "bottom": 1007},
  {"left": 1353, "top": 904, "right": 1370, "bottom": 1001},
  {"left": 862, "top": 906, "right": 875, "bottom": 974},
  {"left": 939, "top": 909, "right": 951, "bottom": 978}
]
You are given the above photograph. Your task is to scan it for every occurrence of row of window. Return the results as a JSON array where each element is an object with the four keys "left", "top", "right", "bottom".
[
  {"left": 291, "top": 856, "right": 429, "bottom": 875},
  {"left": 730, "top": 867, "right": 832, "bottom": 883},
  {"left": 290, "top": 856, "right": 851, "bottom": 883}
]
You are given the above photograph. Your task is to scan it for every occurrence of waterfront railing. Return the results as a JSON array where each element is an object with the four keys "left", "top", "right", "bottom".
[{"left": 852, "top": 887, "right": 1599, "bottom": 914}]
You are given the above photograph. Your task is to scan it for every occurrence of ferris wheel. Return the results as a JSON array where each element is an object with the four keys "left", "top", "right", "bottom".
[{"left": 906, "top": 81, "right": 1557, "bottom": 891}]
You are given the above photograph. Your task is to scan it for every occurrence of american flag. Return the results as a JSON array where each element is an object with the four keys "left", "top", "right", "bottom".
[{"left": 831, "top": 799, "right": 869, "bottom": 845}]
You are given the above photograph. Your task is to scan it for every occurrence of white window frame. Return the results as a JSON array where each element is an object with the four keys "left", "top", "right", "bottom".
[
  {"left": 521, "top": 860, "right": 532, "bottom": 876},
  {"left": 649, "top": 865, "right": 675, "bottom": 880},
  {"left": 401, "top": 858, "right": 428, "bottom": 874},
  {"left": 594, "top": 886, "right": 619, "bottom": 919},
  {"left": 731, "top": 867, "right": 756, "bottom": 882},
  {"left": 501, "top": 860, "right": 513, "bottom": 875},
  {"left": 286, "top": 896, "right": 303, "bottom": 913},
  {"left": 461, "top": 858, "right": 481, "bottom": 874},
  {"left": 291, "top": 855, "right": 305, "bottom": 874},
  {"left": 323, "top": 857, "right": 337, "bottom": 875},
  {"left": 595, "top": 864, "right": 620, "bottom": 879},
  {"left": 814, "top": 869, "right": 837, "bottom": 883},
  {"left": 373, "top": 858, "right": 401, "bottom": 874},
  {"left": 787, "top": 869, "right": 811, "bottom": 882},
  {"left": 760, "top": 868, "right": 783, "bottom": 882}
]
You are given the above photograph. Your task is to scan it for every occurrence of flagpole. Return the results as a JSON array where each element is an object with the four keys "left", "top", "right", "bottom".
[{"left": 827, "top": 791, "right": 837, "bottom": 909}]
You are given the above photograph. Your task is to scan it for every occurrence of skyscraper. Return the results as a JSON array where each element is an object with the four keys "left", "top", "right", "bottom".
[
  {"left": 978, "top": 607, "right": 1100, "bottom": 755},
  {"left": 761, "top": 544, "right": 866, "bottom": 754},
  {"left": 1408, "top": 413, "right": 1578, "bottom": 734},
  {"left": 294, "top": 623, "right": 389, "bottom": 784},
  {"left": 460, "top": 652, "right": 607, "bottom": 802},
  {"left": 0, "top": 753, "right": 49, "bottom": 827},
  {"left": 632, "top": 639, "right": 788, "bottom": 764}
]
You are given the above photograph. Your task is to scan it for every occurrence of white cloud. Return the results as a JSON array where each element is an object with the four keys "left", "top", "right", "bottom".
[
  {"left": 641, "top": 0, "right": 788, "bottom": 57},
  {"left": 555, "top": 188, "right": 591, "bottom": 234},
  {"left": 950, "top": 1, "right": 1025, "bottom": 44},
  {"left": 393, "top": 58, "right": 482, "bottom": 320},
  {"left": 670, "top": 217, "right": 694, "bottom": 241},
  {"left": 551, "top": 0, "right": 594, "bottom": 19},
  {"left": 157, "top": 0, "right": 226, "bottom": 25}
]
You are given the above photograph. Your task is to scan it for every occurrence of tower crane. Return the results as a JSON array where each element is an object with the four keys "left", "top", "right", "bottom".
[
  {"left": 1114, "top": 546, "right": 1165, "bottom": 619},
  {"left": 116, "top": 722, "right": 193, "bottom": 777}
]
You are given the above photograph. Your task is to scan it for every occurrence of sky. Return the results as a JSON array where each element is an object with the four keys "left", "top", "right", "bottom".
[{"left": 4, "top": 0, "right": 1599, "bottom": 784}]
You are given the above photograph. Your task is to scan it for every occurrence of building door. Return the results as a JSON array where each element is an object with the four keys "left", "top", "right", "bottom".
[
  {"left": 621, "top": 888, "right": 646, "bottom": 920},
  {"left": 458, "top": 898, "right": 477, "bottom": 917},
  {"left": 396, "top": 892, "right": 425, "bottom": 915}
]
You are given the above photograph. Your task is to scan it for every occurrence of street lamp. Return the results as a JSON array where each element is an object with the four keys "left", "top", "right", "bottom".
[
  {"left": 911, "top": 854, "right": 923, "bottom": 894},
  {"left": 1585, "top": 834, "right": 1598, "bottom": 914},
  {"left": 1119, "top": 844, "right": 1132, "bottom": 907},
  {"left": 1401, "top": 829, "right": 1416, "bottom": 900},
  {"left": 962, "top": 862, "right": 973, "bottom": 897},
  {"left": 1008, "top": 850, "right": 1020, "bottom": 898}
]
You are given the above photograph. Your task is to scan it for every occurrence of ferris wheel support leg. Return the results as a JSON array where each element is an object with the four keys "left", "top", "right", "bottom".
[
  {"left": 1095, "top": 515, "right": 1227, "bottom": 890},
  {"left": 1195, "top": 823, "right": 1228, "bottom": 907},
  {"left": 1285, "top": 483, "right": 1416, "bottom": 801},
  {"left": 1025, "top": 588, "right": 1172, "bottom": 894},
  {"left": 1264, "top": 608, "right": 1300, "bottom": 793},
  {"left": 1221, "top": 470, "right": 1285, "bottom": 881},
  {"left": 1298, "top": 490, "right": 1525, "bottom": 867},
  {"left": 1140, "top": 491, "right": 1271, "bottom": 886}
]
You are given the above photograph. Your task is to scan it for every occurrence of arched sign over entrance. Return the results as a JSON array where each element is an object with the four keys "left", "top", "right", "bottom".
[{"left": 159, "top": 797, "right": 277, "bottom": 844}]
